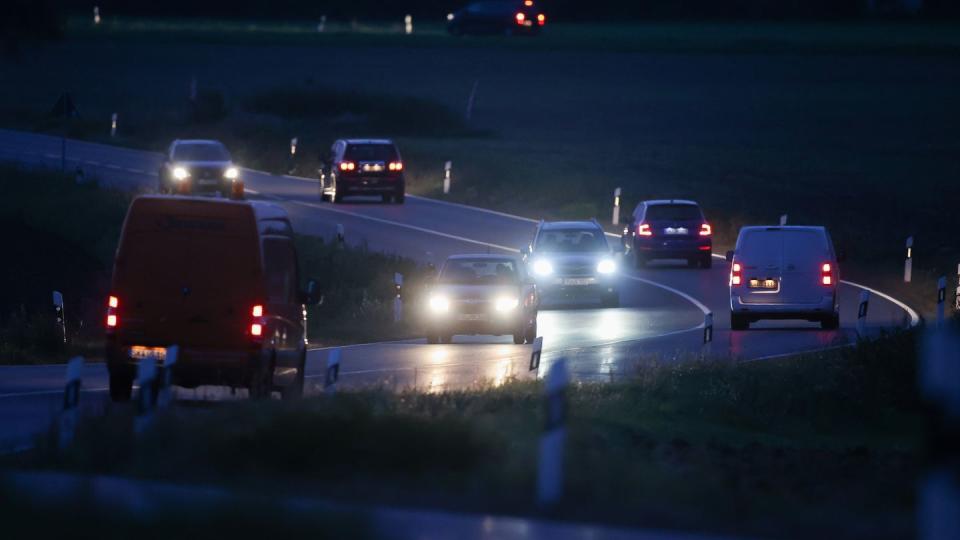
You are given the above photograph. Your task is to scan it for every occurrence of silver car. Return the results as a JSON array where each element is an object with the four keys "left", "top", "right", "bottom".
[
  {"left": 727, "top": 226, "right": 840, "bottom": 330},
  {"left": 424, "top": 255, "right": 539, "bottom": 344}
]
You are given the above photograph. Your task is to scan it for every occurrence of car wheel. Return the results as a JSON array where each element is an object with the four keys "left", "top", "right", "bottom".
[
  {"left": 686, "top": 258, "right": 698, "bottom": 268},
  {"left": 381, "top": 194, "right": 392, "bottom": 203},
  {"left": 248, "top": 353, "right": 274, "bottom": 400},
  {"left": 524, "top": 321, "right": 538, "bottom": 344},
  {"left": 394, "top": 193, "right": 405, "bottom": 204},
  {"left": 427, "top": 334, "right": 439, "bottom": 345},
  {"left": 280, "top": 351, "right": 306, "bottom": 401},
  {"left": 109, "top": 372, "right": 134, "bottom": 402},
  {"left": 440, "top": 334, "right": 453, "bottom": 344},
  {"left": 333, "top": 190, "right": 344, "bottom": 204},
  {"left": 821, "top": 313, "right": 840, "bottom": 330},
  {"left": 731, "top": 314, "right": 749, "bottom": 331},
  {"left": 701, "top": 255, "right": 713, "bottom": 269},
  {"left": 513, "top": 330, "right": 525, "bottom": 345}
]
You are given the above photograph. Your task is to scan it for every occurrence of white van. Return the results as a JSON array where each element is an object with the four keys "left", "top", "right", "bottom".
[{"left": 726, "top": 226, "right": 840, "bottom": 330}]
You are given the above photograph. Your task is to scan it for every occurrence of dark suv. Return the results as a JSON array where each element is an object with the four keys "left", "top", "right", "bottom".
[
  {"left": 447, "top": 1, "right": 546, "bottom": 36},
  {"left": 158, "top": 139, "right": 243, "bottom": 199},
  {"left": 625, "top": 200, "right": 713, "bottom": 269},
  {"left": 319, "top": 139, "right": 405, "bottom": 204}
]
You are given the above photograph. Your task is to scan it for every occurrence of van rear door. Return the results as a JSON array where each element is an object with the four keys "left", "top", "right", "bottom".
[
  {"left": 737, "top": 228, "right": 784, "bottom": 304},
  {"left": 779, "top": 229, "right": 831, "bottom": 305},
  {"left": 112, "top": 199, "right": 263, "bottom": 348}
]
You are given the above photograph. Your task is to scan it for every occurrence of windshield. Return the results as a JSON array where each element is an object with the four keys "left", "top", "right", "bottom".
[
  {"left": 535, "top": 228, "right": 608, "bottom": 253},
  {"left": 645, "top": 204, "right": 702, "bottom": 221},
  {"left": 173, "top": 143, "right": 230, "bottom": 162},
  {"left": 344, "top": 144, "right": 398, "bottom": 162},
  {"left": 439, "top": 259, "right": 518, "bottom": 285}
]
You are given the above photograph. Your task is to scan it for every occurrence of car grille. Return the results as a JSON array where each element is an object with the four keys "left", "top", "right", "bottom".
[
  {"left": 453, "top": 298, "right": 491, "bottom": 314},
  {"left": 193, "top": 166, "right": 223, "bottom": 180},
  {"left": 556, "top": 263, "right": 595, "bottom": 277}
]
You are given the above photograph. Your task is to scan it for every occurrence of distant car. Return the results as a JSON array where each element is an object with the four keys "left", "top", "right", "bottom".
[
  {"left": 158, "top": 140, "right": 243, "bottom": 199},
  {"left": 625, "top": 199, "right": 713, "bottom": 269},
  {"left": 319, "top": 139, "right": 405, "bottom": 204},
  {"left": 524, "top": 220, "right": 621, "bottom": 307},
  {"left": 727, "top": 225, "right": 840, "bottom": 330},
  {"left": 105, "top": 196, "right": 319, "bottom": 401},
  {"left": 425, "top": 254, "right": 539, "bottom": 344},
  {"left": 447, "top": 0, "right": 546, "bottom": 36}
]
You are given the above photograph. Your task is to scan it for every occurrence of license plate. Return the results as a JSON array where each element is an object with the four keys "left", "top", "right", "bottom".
[
  {"left": 362, "top": 164, "right": 384, "bottom": 172},
  {"left": 748, "top": 278, "right": 778, "bottom": 290},
  {"left": 129, "top": 346, "right": 167, "bottom": 361},
  {"left": 563, "top": 278, "right": 594, "bottom": 286},
  {"left": 458, "top": 314, "right": 485, "bottom": 321},
  {"left": 198, "top": 179, "right": 218, "bottom": 185},
  {"left": 664, "top": 227, "right": 688, "bottom": 235}
]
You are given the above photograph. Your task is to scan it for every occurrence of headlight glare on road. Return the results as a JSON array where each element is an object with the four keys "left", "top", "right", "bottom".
[
  {"left": 494, "top": 297, "right": 519, "bottom": 312},
  {"left": 533, "top": 259, "right": 553, "bottom": 276},
  {"left": 428, "top": 295, "right": 450, "bottom": 313},
  {"left": 173, "top": 166, "right": 190, "bottom": 181},
  {"left": 224, "top": 166, "right": 239, "bottom": 180},
  {"left": 597, "top": 259, "right": 616, "bottom": 274}
]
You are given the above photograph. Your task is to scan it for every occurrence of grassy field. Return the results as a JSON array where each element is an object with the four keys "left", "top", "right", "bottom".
[
  {"left": 0, "top": 166, "right": 424, "bottom": 364},
  {"left": 6, "top": 329, "right": 925, "bottom": 539},
  {"left": 2, "top": 19, "right": 958, "bottom": 316}
]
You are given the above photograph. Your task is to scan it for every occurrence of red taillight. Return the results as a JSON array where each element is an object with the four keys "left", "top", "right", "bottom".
[
  {"left": 698, "top": 245, "right": 711, "bottom": 251},
  {"left": 637, "top": 223, "right": 652, "bottom": 237},
  {"left": 388, "top": 161, "right": 403, "bottom": 171},
  {"left": 339, "top": 161, "right": 356, "bottom": 172},
  {"left": 699, "top": 223, "right": 712, "bottom": 236},
  {"left": 731, "top": 263, "right": 743, "bottom": 286},
  {"left": 106, "top": 315, "right": 117, "bottom": 328},
  {"left": 537, "top": 13, "right": 545, "bottom": 25},
  {"left": 252, "top": 304, "right": 263, "bottom": 317},
  {"left": 109, "top": 295, "right": 119, "bottom": 308},
  {"left": 515, "top": 12, "right": 525, "bottom": 24},
  {"left": 821, "top": 262, "right": 834, "bottom": 286},
  {"left": 250, "top": 323, "right": 263, "bottom": 337},
  {"left": 250, "top": 304, "right": 265, "bottom": 339},
  {"left": 524, "top": 0, "right": 533, "bottom": 6},
  {"left": 106, "top": 295, "right": 119, "bottom": 329}
]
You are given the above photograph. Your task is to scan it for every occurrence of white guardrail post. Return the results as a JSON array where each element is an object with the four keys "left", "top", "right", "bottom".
[
  {"left": 317, "top": 15, "right": 326, "bottom": 33},
  {"left": 288, "top": 137, "right": 298, "bottom": 174},
  {"left": 529, "top": 336, "right": 543, "bottom": 372},
  {"left": 59, "top": 356, "right": 84, "bottom": 449},
  {"left": 937, "top": 276, "right": 947, "bottom": 329},
  {"left": 702, "top": 312, "right": 713, "bottom": 356},
  {"left": 325, "top": 348, "right": 341, "bottom": 395},
  {"left": 537, "top": 358, "right": 568, "bottom": 508},
  {"left": 443, "top": 161, "right": 452, "bottom": 194},
  {"left": 905, "top": 236, "right": 914, "bottom": 283},
  {"left": 394, "top": 273, "right": 403, "bottom": 323},
  {"left": 779, "top": 214, "right": 788, "bottom": 226},
  {"left": 404, "top": 15, "right": 413, "bottom": 35},
  {"left": 110, "top": 113, "right": 117, "bottom": 137},
  {"left": 156, "top": 345, "right": 178, "bottom": 410},
  {"left": 857, "top": 290, "right": 870, "bottom": 338},
  {"left": 612, "top": 187, "right": 621, "bottom": 226},
  {"left": 52, "top": 291, "right": 66, "bottom": 345},
  {"left": 93, "top": 6, "right": 101, "bottom": 25},
  {"left": 135, "top": 356, "right": 157, "bottom": 434}
]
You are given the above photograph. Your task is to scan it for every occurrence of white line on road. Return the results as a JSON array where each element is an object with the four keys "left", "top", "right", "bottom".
[
  {"left": 0, "top": 387, "right": 107, "bottom": 399},
  {"left": 839, "top": 279, "right": 921, "bottom": 327}
]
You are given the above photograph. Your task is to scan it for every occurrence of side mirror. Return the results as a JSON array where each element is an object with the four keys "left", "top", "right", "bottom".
[
  {"left": 300, "top": 279, "right": 322, "bottom": 305},
  {"left": 725, "top": 250, "right": 734, "bottom": 262}
]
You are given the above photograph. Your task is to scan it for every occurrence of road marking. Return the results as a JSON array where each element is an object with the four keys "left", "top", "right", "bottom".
[
  {"left": 291, "top": 200, "right": 521, "bottom": 253},
  {"left": 105, "top": 164, "right": 121, "bottom": 170},
  {"left": 245, "top": 188, "right": 260, "bottom": 195},
  {"left": 85, "top": 160, "right": 101, "bottom": 166},
  {"left": 0, "top": 387, "right": 107, "bottom": 399},
  {"left": 622, "top": 274, "right": 711, "bottom": 316},
  {"left": 839, "top": 279, "right": 921, "bottom": 327},
  {"left": 126, "top": 167, "right": 145, "bottom": 174}
]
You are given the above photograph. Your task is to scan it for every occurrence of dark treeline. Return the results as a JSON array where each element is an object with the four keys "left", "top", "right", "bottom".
[{"left": 49, "top": 0, "right": 960, "bottom": 21}]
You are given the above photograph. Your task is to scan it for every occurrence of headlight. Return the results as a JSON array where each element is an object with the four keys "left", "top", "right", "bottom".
[
  {"left": 532, "top": 259, "right": 553, "bottom": 276},
  {"left": 447, "top": 13, "right": 455, "bottom": 21},
  {"left": 172, "top": 166, "right": 190, "bottom": 181},
  {"left": 224, "top": 166, "right": 239, "bottom": 180},
  {"left": 597, "top": 259, "right": 616, "bottom": 274},
  {"left": 428, "top": 295, "right": 450, "bottom": 313},
  {"left": 494, "top": 297, "right": 519, "bottom": 312}
]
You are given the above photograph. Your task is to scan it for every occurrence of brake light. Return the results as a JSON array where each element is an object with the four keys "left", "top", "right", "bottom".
[
  {"left": 821, "top": 263, "right": 834, "bottom": 286},
  {"left": 515, "top": 12, "right": 525, "bottom": 24},
  {"left": 699, "top": 223, "right": 712, "bottom": 236},
  {"left": 251, "top": 323, "right": 263, "bottom": 336},
  {"left": 537, "top": 13, "right": 545, "bottom": 25},
  {"left": 731, "top": 263, "right": 743, "bottom": 286},
  {"left": 106, "top": 295, "right": 119, "bottom": 329},
  {"left": 524, "top": 0, "right": 533, "bottom": 5},
  {"left": 388, "top": 161, "right": 403, "bottom": 171},
  {"left": 250, "top": 304, "right": 265, "bottom": 339},
  {"left": 252, "top": 304, "right": 263, "bottom": 317},
  {"left": 339, "top": 161, "right": 356, "bottom": 171},
  {"left": 637, "top": 223, "right": 652, "bottom": 237}
]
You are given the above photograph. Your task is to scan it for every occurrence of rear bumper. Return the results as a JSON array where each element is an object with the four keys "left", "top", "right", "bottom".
[
  {"left": 341, "top": 177, "right": 404, "bottom": 194},
  {"left": 730, "top": 294, "right": 837, "bottom": 320},
  {"left": 536, "top": 276, "right": 618, "bottom": 301},
  {"left": 633, "top": 237, "right": 711, "bottom": 259},
  {"left": 106, "top": 342, "right": 265, "bottom": 388}
]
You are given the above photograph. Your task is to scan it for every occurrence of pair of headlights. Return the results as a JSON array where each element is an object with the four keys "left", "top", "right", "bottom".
[
  {"left": 532, "top": 259, "right": 616, "bottom": 276},
  {"left": 428, "top": 295, "right": 519, "bottom": 313},
  {"left": 172, "top": 166, "right": 239, "bottom": 181}
]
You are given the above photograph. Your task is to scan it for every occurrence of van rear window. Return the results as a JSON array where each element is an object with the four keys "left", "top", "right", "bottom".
[
  {"left": 645, "top": 204, "right": 702, "bottom": 221},
  {"left": 739, "top": 230, "right": 782, "bottom": 266},
  {"left": 782, "top": 231, "right": 829, "bottom": 264}
]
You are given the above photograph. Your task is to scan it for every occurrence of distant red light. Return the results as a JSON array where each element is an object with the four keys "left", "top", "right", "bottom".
[
  {"left": 537, "top": 13, "right": 545, "bottom": 25},
  {"left": 515, "top": 12, "right": 525, "bottom": 24}
]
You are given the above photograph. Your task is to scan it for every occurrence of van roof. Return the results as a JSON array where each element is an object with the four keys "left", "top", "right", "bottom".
[
  {"left": 133, "top": 195, "right": 288, "bottom": 222},
  {"left": 343, "top": 138, "right": 394, "bottom": 145},
  {"left": 173, "top": 139, "right": 226, "bottom": 147},
  {"left": 643, "top": 199, "right": 699, "bottom": 206},
  {"left": 740, "top": 225, "right": 827, "bottom": 233}
]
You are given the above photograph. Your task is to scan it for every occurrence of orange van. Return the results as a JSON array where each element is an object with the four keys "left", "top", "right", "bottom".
[{"left": 105, "top": 196, "right": 317, "bottom": 401}]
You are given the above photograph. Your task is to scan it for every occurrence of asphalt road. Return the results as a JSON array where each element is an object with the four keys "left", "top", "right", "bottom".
[{"left": 0, "top": 128, "right": 919, "bottom": 450}]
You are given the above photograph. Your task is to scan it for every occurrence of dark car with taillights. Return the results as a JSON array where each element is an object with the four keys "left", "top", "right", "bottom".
[
  {"left": 319, "top": 139, "right": 405, "bottom": 204},
  {"left": 447, "top": 1, "right": 546, "bottom": 36},
  {"left": 625, "top": 200, "right": 713, "bottom": 269}
]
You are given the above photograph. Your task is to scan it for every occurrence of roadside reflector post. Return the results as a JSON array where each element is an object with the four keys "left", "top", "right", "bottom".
[
  {"left": 779, "top": 214, "right": 788, "bottom": 226},
  {"left": 317, "top": 15, "right": 326, "bottom": 32},
  {"left": 537, "top": 358, "right": 568, "bottom": 508},
  {"left": 905, "top": 236, "right": 914, "bottom": 283},
  {"left": 612, "top": 187, "right": 622, "bottom": 226},
  {"left": 857, "top": 290, "right": 870, "bottom": 338},
  {"left": 394, "top": 273, "right": 403, "bottom": 323},
  {"left": 157, "top": 346, "right": 178, "bottom": 410},
  {"left": 443, "top": 161, "right": 452, "bottom": 194},
  {"left": 93, "top": 6, "right": 101, "bottom": 25},
  {"left": 59, "top": 356, "right": 84, "bottom": 449},
  {"left": 529, "top": 336, "right": 543, "bottom": 371},
  {"left": 287, "top": 137, "right": 298, "bottom": 174},
  {"left": 404, "top": 15, "right": 413, "bottom": 35},
  {"left": 702, "top": 312, "right": 713, "bottom": 357},
  {"left": 135, "top": 357, "right": 157, "bottom": 434},
  {"left": 325, "top": 348, "right": 341, "bottom": 395},
  {"left": 110, "top": 113, "right": 117, "bottom": 137},
  {"left": 938, "top": 276, "right": 947, "bottom": 329},
  {"left": 336, "top": 223, "right": 345, "bottom": 247},
  {"left": 52, "top": 291, "right": 67, "bottom": 345}
]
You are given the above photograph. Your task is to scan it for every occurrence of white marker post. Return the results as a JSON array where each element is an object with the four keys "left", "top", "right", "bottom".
[
  {"left": 317, "top": 15, "right": 326, "bottom": 33},
  {"left": 443, "top": 161, "right": 452, "bottom": 194},
  {"left": 52, "top": 291, "right": 66, "bottom": 345},
  {"left": 336, "top": 223, "right": 345, "bottom": 246},
  {"left": 404, "top": 15, "right": 413, "bottom": 35},
  {"left": 937, "top": 276, "right": 947, "bottom": 329},
  {"left": 288, "top": 137, "right": 298, "bottom": 174},
  {"left": 59, "top": 356, "right": 84, "bottom": 449},
  {"left": 529, "top": 336, "right": 543, "bottom": 371},
  {"left": 110, "top": 113, "right": 117, "bottom": 137},
  {"left": 394, "top": 273, "right": 403, "bottom": 323},
  {"left": 325, "top": 348, "right": 341, "bottom": 395},
  {"left": 537, "top": 358, "right": 568, "bottom": 508},
  {"left": 779, "top": 214, "right": 788, "bottom": 226},
  {"left": 612, "top": 187, "right": 622, "bottom": 226},
  {"left": 702, "top": 312, "right": 713, "bottom": 357},
  {"left": 905, "top": 236, "right": 914, "bottom": 283},
  {"left": 857, "top": 290, "right": 870, "bottom": 338},
  {"left": 156, "top": 346, "right": 178, "bottom": 410},
  {"left": 135, "top": 357, "right": 157, "bottom": 434},
  {"left": 93, "top": 6, "right": 101, "bottom": 25}
]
